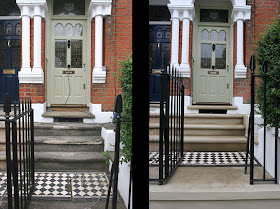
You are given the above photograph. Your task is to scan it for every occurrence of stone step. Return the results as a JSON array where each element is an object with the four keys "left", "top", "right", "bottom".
[
  {"left": 0, "top": 151, "right": 107, "bottom": 171},
  {"left": 149, "top": 123, "right": 246, "bottom": 136},
  {"left": 149, "top": 113, "right": 245, "bottom": 124},
  {"left": 187, "top": 105, "right": 238, "bottom": 110},
  {"left": 34, "top": 136, "right": 104, "bottom": 152},
  {"left": 34, "top": 122, "right": 103, "bottom": 136},
  {"left": 149, "top": 135, "right": 247, "bottom": 151},
  {"left": 42, "top": 111, "right": 95, "bottom": 119}
]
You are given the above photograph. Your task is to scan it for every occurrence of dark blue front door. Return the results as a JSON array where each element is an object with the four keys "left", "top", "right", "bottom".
[
  {"left": 149, "top": 25, "right": 171, "bottom": 101},
  {"left": 0, "top": 20, "right": 21, "bottom": 104}
]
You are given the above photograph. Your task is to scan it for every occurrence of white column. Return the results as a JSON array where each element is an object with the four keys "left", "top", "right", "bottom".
[
  {"left": 170, "top": 15, "right": 180, "bottom": 68},
  {"left": 89, "top": 0, "right": 112, "bottom": 84},
  {"left": 21, "top": 6, "right": 31, "bottom": 73},
  {"left": 236, "top": 19, "right": 244, "bottom": 66},
  {"left": 33, "top": 5, "right": 43, "bottom": 74},
  {"left": 232, "top": 4, "right": 251, "bottom": 78},
  {"left": 95, "top": 14, "right": 103, "bottom": 69}
]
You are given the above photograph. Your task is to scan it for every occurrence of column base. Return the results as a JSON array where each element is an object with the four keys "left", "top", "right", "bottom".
[
  {"left": 92, "top": 66, "right": 106, "bottom": 83},
  {"left": 235, "top": 64, "right": 247, "bottom": 79},
  {"left": 178, "top": 63, "right": 191, "bottom": 77},
  {"left": 18, "top": 67, "right": 44, "bottom": 83}
]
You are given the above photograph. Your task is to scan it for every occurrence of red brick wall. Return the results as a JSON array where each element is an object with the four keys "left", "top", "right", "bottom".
[
  {"left": 19, "top": 18, "right": 45, "bottom": 103},
  {"left": 91, "top": 0, "right": 132, "bottom": 111},
  {"left": 234, "top": 0, "right": 280, "bottom": 103}
]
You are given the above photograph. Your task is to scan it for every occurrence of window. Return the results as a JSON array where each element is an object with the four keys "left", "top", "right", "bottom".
[
  {"left": 200, "top": 9, "right": 228, "bottom": 23},
  {"left": 53, "top": 0, "right": 85, "bottom": 16}
]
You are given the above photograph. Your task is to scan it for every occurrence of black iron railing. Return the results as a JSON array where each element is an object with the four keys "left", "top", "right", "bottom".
[
  {"left": 245, "top": 55, "right": 279, "bottom": 184},
  {"left": 149, "top": 65, "right": 185, "bottom": 185},
  {"left": 0, "top": 93, "right": 35, "bottom": 209},
  {"left": 106, "top": 95, "right": 132, "bottom": 209}
]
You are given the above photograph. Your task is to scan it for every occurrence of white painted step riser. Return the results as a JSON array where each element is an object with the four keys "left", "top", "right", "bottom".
[
  {"left": 149, "top": 143, "right": 247, "bottom": 152},
  {"left": 149, "top": 129, "right": 245, "bottom": 136},
  {"left": 149, "top": 117, "right": 243, "bottom": 124}
]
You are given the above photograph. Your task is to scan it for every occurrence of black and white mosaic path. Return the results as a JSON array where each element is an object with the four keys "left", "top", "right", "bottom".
[
  {"left": 0, "top": 172, "right": 110, "bottom": 199},
  {"left": 149, "top": 151, "right": 259, "bottom": 167}
]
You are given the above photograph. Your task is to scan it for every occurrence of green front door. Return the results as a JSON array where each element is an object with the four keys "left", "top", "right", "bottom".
[
  {"left": 50, "top": 20, "right": 87, "bottom": 105},
  {"left": 196, "top": 26, "right": 230, "bottom": 104}
]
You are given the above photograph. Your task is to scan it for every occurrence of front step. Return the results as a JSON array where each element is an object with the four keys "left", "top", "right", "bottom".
[
  {"left": 149, "top": 113, "right": 248, "bottom": 151},
  {"left": 0, "top": 151, "right": 107, "bottom": 171},
  {"left": 34, "top": 123, "right": 102, "bottom": 136}
]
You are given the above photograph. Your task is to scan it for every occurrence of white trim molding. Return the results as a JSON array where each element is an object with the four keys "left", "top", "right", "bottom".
[
  {"left": 16, "top": 0, "right": 47, "bottom": 84},
  {"left": 168, "top": 0, "right": 195, "bottom": 77},
  {"left": 89, "top": 0, "right": 112, "bottom": 84},
  {"left": 231, "top": 1, "right": 251, "bottom": 78}
]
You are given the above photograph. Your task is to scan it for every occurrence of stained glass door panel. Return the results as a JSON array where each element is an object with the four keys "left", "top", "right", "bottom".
[
  {"left": 0, "top": 20, "right": 21, "bottom": 104},
  {"left": 196, "top": 26, "right": 230, "bottom": 104},
  {"left": 51, "top": 20, "right": 86, "bottom": 105}
]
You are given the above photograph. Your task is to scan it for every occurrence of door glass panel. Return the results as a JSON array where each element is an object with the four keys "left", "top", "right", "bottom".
[
  {"left": 165, "top": 28, "right": 171, "bottom": 39},
  {"left": 0, "top": 24, "right": 3, "bottom": 35},
  {"left": 53, "top": 0, "right": 85, "bottom": 16},
  {"left": 201, "top": 29, "right": 208, "bottom": 41},
  {"left": 55, "top": 24, "right": 64, "bottom": 36},
  {"left": 218, "top": 30, "right": 226, "bottom": 41},
  {"left": 74, "top": 24, "right": 83, "bottom": 36},
  {"left": 149, "top": 43, "right": 157, "bottom": 69},
  {"left": 6, "top": 23, "right": 13, "bottom": 36},
  {"left": 201, "top": 43, "right": 212, "bottom": 69},
  {"left": 65, "top": 24, "right": 73, "bottom": 36},
  {"left": 215, "top": 44, "right": 226, "bottom": 69},
  {"left": 55, "top": 40, "right": 67, "bottom": 68},
  {"left": 156, "top": 28, "right": 163, "bottom": 39},
  {"left": 15, "top": 23, "right": 21, "bottom": 36},
  {"left": 12, "top": 40, "right": 21, "bottom": 68},
  {"left": 200, "top": 9, "right": 228, "bottom": 23},
  {"left": 0, "top": 40, "right": 7, "bottom": 68},
  {"left": 210, "top": 30, "right": 218, "bottom": 41},
  {"left": 71, "top": 40, "right": 82, "bottom": 68},
  {"left": 160, "top": 43, "right": 170, "bottom": 68}
]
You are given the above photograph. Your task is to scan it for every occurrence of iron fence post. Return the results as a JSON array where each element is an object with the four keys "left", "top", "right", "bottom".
[
  {"left": 249, "top": 55, "right": 256, "bottom": 185},
  {"left": 263, "top": 61, "right": 267, "bottom": 180},
  {"left": 275, "top": 83, "right": 279, "bottom": 184},
  {"left": 181, "top": 84, "right": 184, "bottom": 157}
]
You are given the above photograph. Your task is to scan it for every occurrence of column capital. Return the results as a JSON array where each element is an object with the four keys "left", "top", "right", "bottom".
[
  {"left": 168, "top": 1, "right": 195, "bottom": 21},
  {"left": 231, "top": 5, "right": 251, "bottom": 22},
  {"left": 16, "top": 0, "right": 48, "bottom": 18},
  {"left": 89, "top": 0, "right": 112, "bottom": 18}
]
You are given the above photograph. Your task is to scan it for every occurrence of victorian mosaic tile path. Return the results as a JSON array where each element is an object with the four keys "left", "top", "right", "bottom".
[
  {"left": 0, "top": 172, "right": 110, "bottom": 200},
  {"left": 149, "top": 151, "right": 260, "bottom": 167}
]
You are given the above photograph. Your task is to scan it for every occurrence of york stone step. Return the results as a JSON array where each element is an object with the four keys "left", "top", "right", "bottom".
[
  {"left": 34, "top": 122, "right": 103, "bottom": 136},
  {"left": 34, "top": 136, "right": 104, "bottom": 152},
  {"left": 149, "top": 113, "right": 245, "bottom": 124},
  {"left": 0, "top": 151, "right": 107, "bottom": 171},
  {"left": 149, "top": 123, "right": 246, "bottom": 136},
  {"left": 149, "top": 135, "right": 247, "bottom": 151}
]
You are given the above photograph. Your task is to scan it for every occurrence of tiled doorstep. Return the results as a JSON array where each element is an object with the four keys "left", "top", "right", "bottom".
[
  {"left": 149, "top": 151, "right": 260, "bottom": 167},
  {"left": 0, "top": 172, "right": 111, "bottom": 200}
]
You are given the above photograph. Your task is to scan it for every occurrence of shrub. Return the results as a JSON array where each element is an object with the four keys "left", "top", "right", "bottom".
[
  {"left": 115, "top": 54, "right": 132, "bottom": 163},
  {"left": 255, "top": 17, "right": 280, "bottom": 127}
]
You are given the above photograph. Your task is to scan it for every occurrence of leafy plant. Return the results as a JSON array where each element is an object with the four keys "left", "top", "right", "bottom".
[
  {"left": 115, "top": 54, "right": 132, "bottom": 163},
  {"left": 255, "top": 16, "right": 280, "bottom": 127}
]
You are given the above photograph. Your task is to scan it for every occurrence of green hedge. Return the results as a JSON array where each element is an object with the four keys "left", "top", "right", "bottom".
[
  {"left": 255, "top": 17, "right": 280, "bottom": 127},
  {"left": 115, "top": 55, "right": 132, "bottom": 163}
]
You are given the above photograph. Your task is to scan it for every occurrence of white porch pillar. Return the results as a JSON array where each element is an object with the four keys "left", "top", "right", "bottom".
[
  {"left": 32, "top": 5, "right": 43, "bottom": 75},
  {"left": 180, "top": 7, "right": 194, "bottom": 77},
  {"left": 17, "top": 0, "right": 47, "bottom": 83},
  {"left": 232, "top": 3, "right": 251, "bottom": 78},
  {"left": 20, "top": 6, "right": 31, "bottom": 74},
  {"left": 89, "top": 0, "right": 112, "bottom": 84},
  {"left": 168, "top": 8, "right": 180, "bottom": 68}
]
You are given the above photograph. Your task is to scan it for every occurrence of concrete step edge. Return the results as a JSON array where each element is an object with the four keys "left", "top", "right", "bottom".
[
  {"left": 34, "top": 136, "right": 103, "bottom": 145},
  {"left": 149, "top": 123, "right": 245, "bottom": 129}
]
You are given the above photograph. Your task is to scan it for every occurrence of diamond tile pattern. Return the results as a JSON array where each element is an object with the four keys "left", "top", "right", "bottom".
[
  {"left": 0, "top": 172, "right": 110, "bottom": 199},
  {"left": 149, "top": 151, "right": 259, "bottom": 166}
]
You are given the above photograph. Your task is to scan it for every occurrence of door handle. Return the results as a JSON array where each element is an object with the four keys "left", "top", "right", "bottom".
[
  {"left": 83, "top": 84, "right": 85, "bottom": 90},
  {"left": 67, "top": 64, "right": 71, "bottom": 69},
  {"left": 83, "top": 64, "right": 86, "bottom": 72},
  {"left": 212, "top": 65, "right": 215, "bottom": 70},
  {"left": 212, "top": 44, "right": 215, "bottom": 51},
  {"left": 7, "top": 40, "right": 10, "bottom": 47}
]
